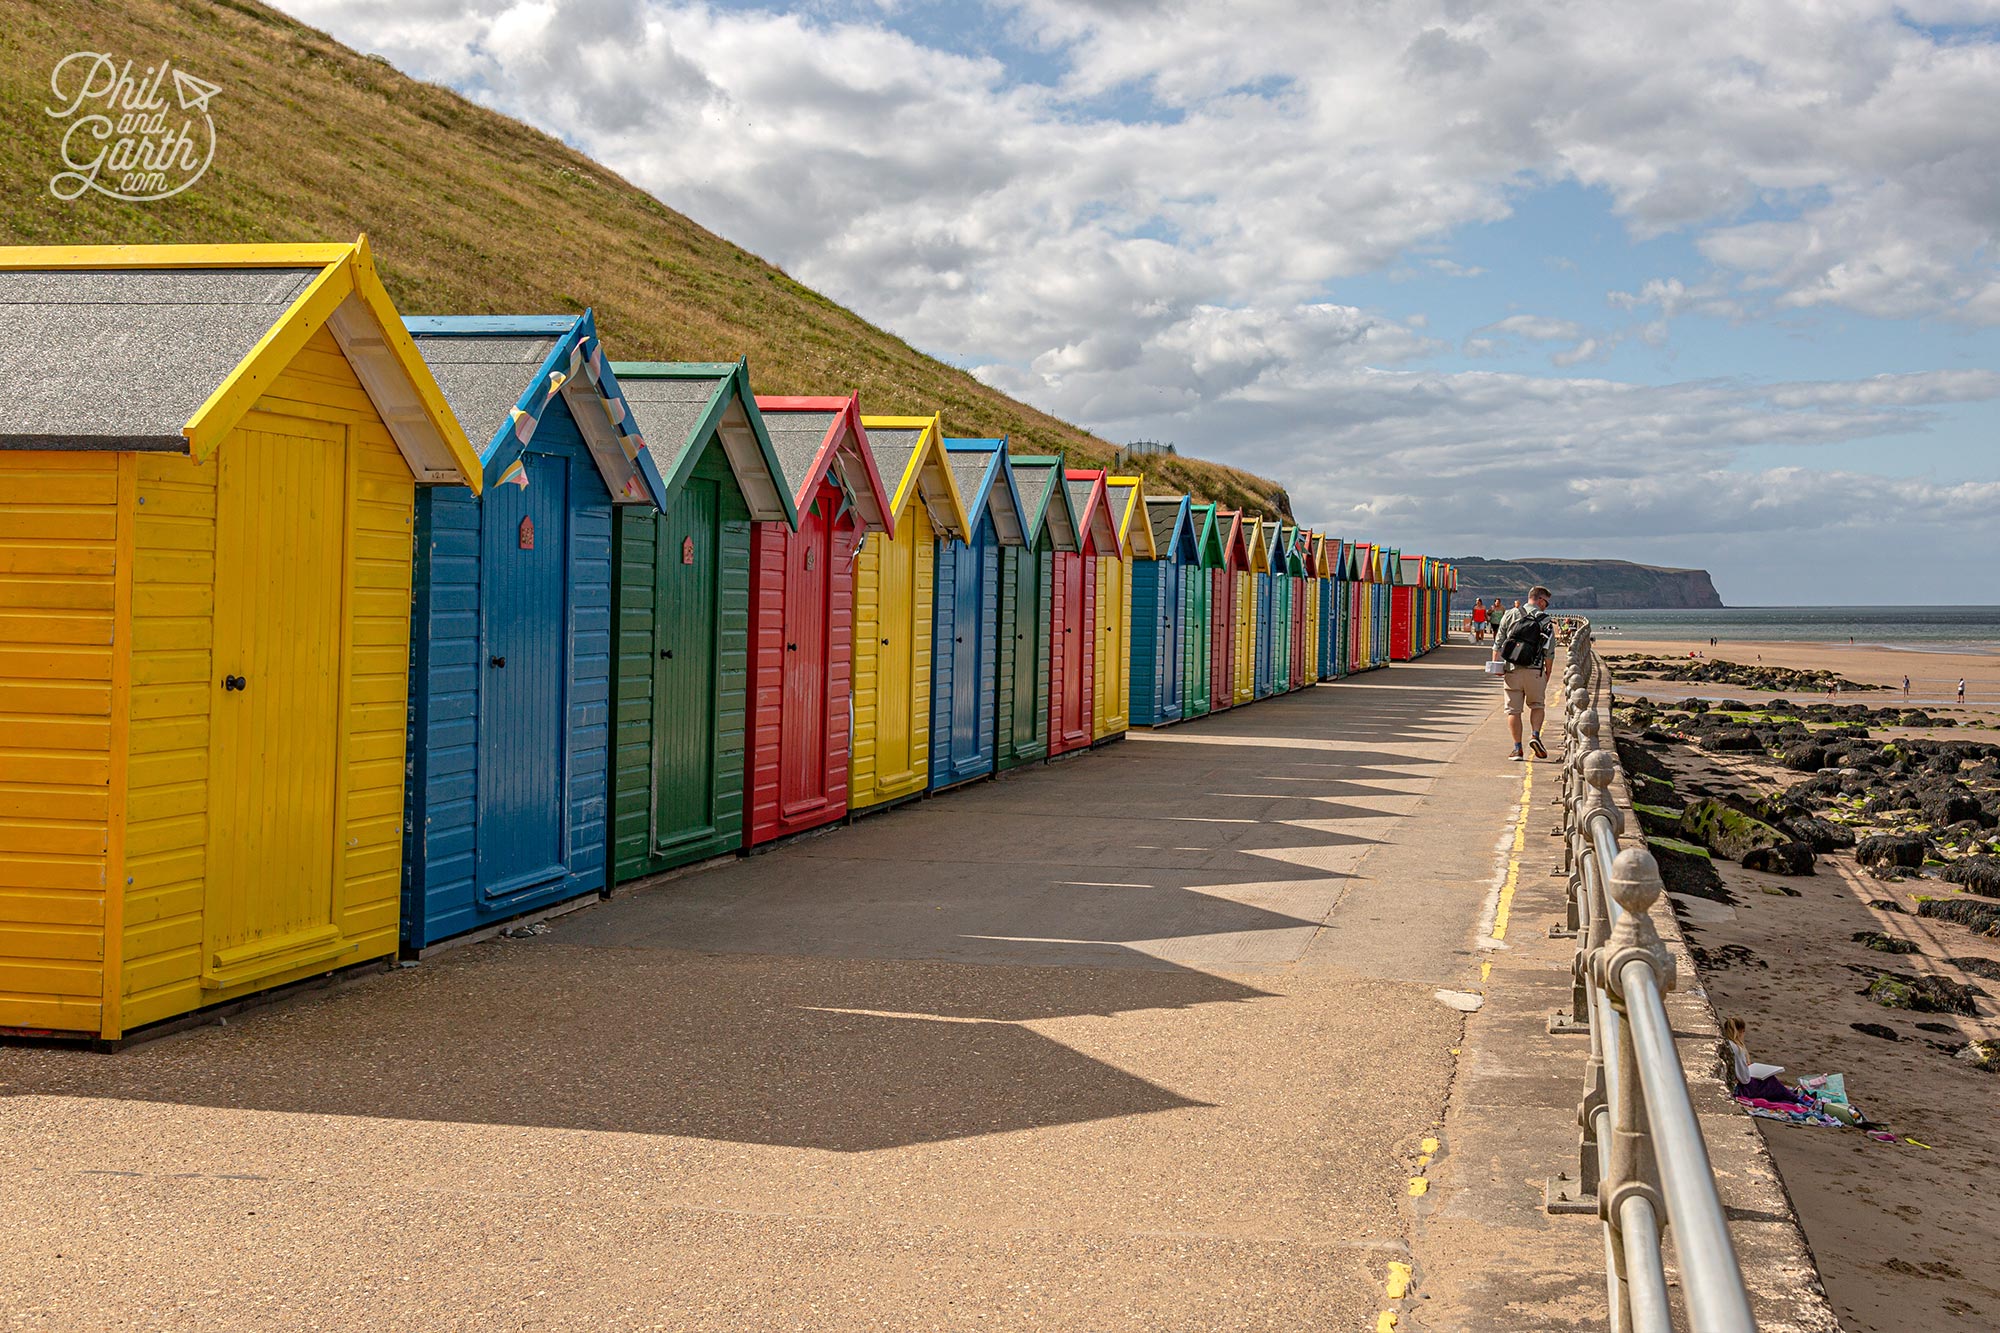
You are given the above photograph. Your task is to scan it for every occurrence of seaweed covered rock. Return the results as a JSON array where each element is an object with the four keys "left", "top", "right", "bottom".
[
  {"left": 1649, "top": 836, "right": 1729, "bottom": 901},
  {"left": 1632, "top": 802, "right": 1685, "bottom": 839},
  {"left": 1919, "top": 787, "right": 1991, "bottom": 828},
  {"left": 1851, "top": 930, "right": 1920, "bottom": 954},
  {"left": 1679, "top": 798, "right": 1787, "bottom": 860},
  {"left": 1780, "top": 745, "right": 1828, "bottom": 773},
  {"left": 1783, "top": 815, "right": 1856, "bottom": 853},
  {"left": 1856, "top": 833, "right": 1928, "bottom": 878},
  {"left": 1918, "top": 897, "right": 2000, "bottom": 935},
  {"left": 1864, "top": 972, "right": 1982, "bottom": 1016},
  {"left": 1942, "top": 856, "right": 2000, "bottom": 899},
  {"left": 1956, "top": 1039, "right": 1999, "bottom": 1072},
  {"left": 1742, "top": 841, "right": 1816, "bottom": 876},
  {"left": 1698, "top": 727, "right": 1764, "bottom": 753}
]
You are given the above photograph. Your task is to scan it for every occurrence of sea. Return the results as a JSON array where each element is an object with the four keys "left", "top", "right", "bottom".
[{"left": 1577, "top": 606, "right": 2000, "bottom": 651}]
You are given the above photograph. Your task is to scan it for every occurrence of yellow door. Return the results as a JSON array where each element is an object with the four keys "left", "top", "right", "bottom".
[
  {"left": 874, "top": 513, "right": 917, "bottom": 794},
  {"left": 1101, "top": 557, "right": 1130, "bottom": 734},
  {"left": 1233, "top": 571, "right": 1254, "bottom": 703},
  {"left": 203, "top": 425, "right": 352, "bottom": 990}
]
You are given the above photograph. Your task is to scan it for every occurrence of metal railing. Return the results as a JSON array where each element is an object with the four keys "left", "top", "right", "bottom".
[{"left": 1544, "top": 619, "right": 1757, "bottom": 1333}]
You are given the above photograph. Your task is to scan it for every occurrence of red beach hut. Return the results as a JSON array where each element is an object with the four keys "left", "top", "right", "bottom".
[
  {"left": 744, "top": 395, "right": 895, "bottom": 847},
  {"left": 1210, "top": 508, "right": 1247, "bottom": 712},
  {"left": 1052, "top": 469, "right": 1117, "bottom": 756}
]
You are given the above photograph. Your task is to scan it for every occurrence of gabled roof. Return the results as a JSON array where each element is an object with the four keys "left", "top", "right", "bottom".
[
  {"left": 1143, "top": 495, "right": 1196, "bottom": 564},
  {"left": 1008, "top": 455, "right": 1080, "bottom": 553},
  {"left": 1062, "top": 468, "right": 1120, "bottom": 556},
  {"left": 1189, "top": 502, "right": 1222, "bottom": 568},
  {"left": 1217, "top": 508, "right": 1249, "bottom": 570},
  {"left": 1273, "top": 522, "right": 1305, "bottom": 576},
  {"left": 1241, "top": 515, "right": 1270, "bottom": 573},
  {"left": 406, "top": 313, "right": 667, "bottom": 508},
  {"left": 754, "top": 394, "right": 893, "bottom": 536},
  {"left": 1104, "top": 474, "right": 1153, "bottom": 560},
  {"left": 942, "top": 436, "right": 1026, "bottom": 546},
  {"left": 0, "top": 237, "right": 480, "bottom": 490},
  {"left": 611, "top": 359, "right": 796, "bottom": 526},
  {"left": 859, "top": 412, "right": 970, "bottom": 540}
]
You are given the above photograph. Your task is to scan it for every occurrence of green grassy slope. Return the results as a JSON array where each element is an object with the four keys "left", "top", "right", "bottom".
[{"left": 0, "top": 0, "right": 1292, "bottom": 516}]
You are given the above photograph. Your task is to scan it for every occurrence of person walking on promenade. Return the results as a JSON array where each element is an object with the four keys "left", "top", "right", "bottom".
[
  {"left": 1470, "top": 598, "right": 1489, "bottom": 642},
  {"left": 1494, "top": 586, "right": 1555, "bottom": 761}
]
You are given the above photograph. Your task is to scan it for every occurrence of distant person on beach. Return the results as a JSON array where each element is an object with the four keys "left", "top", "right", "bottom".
[
  {"left": 1960, "top": 679, "right": 1967, "bottom": 704},
  {"left": 1470, "top": 598, "right": 1488, "bottom": 642},
  {"left": 1494, "top": 586, "right": 1555, "bottom": 762},
  {"left": 1903, "top": 675, "right": 1911, "bottom": 695}
]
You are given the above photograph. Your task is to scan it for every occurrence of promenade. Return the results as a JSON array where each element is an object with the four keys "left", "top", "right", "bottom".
[{"left": 0, "top": 647, "right": 1646, "bottom": 1330}]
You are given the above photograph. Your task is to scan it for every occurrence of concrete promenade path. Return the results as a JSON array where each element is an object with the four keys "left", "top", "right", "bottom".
[{"left": 2, "top": 645, "right": 1584, "bottom": 1332}]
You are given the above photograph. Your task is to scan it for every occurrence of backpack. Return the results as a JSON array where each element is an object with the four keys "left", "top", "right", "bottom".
[{"left": 1499, "top": 609, "right": 1551, "bottom": 668}]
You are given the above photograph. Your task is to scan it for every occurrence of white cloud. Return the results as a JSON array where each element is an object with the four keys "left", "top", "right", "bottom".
[{"left": 272, "top": 0, "right": 2000, "bottom": 599}]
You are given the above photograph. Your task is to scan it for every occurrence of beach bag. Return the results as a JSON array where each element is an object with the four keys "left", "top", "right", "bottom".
[{"left": 1499, "top": 610, "right": 1551, "bottom": 668}]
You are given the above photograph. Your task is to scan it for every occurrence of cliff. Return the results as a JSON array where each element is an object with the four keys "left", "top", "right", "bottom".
[{"left": 1448, "top": 558, "right": 1724, "bottom": 610}]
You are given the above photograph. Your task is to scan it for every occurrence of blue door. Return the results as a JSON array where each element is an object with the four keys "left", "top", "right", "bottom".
[
  {"left": 1158, "top": 563, "right": 1183, "bottom": 720},
  {"left": 949, "top": 529, "right": 985, "bottom": 781},
  {"left": 1255, "top": 574, "right": 1274, "bottom": 696},
  {"left": 477, "top": 452, "right": 569, "bottom": 899}
]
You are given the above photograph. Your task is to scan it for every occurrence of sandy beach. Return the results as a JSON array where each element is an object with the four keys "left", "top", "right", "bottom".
[
  {"left": 1598, "top": 635, "right": 2000, "bottom": 717},
  {"left": 1602, "top": 644, "right": 2000, "bottom": 1331}
]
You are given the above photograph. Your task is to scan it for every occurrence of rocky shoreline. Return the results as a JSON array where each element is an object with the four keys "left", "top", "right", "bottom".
[
  {"left": 1604, "top": 653, "right": 1888, "bottom": 693},
  {"left": 1612, "top": 693, "right": 1997, "bottom": 1070}
]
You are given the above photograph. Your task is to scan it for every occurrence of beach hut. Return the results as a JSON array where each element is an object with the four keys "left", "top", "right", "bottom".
[
  {"left": 605, "top": 362, "right": 795, "bottom": 883},
  {"left": 1053, "top": 470, "right": 1116, "bottom": 757},
  {"left": 1318, "top": 536, "right": 1344, "bottom": 681},
  {"left": 1093, "top": 475, "right": 1147, "bottom": 743},
  {"left": 1182, "top": 503, "right": 1218, "bottom": 720},
  {"left": 1216, "top": 506, "right": 1248, "bottom": 704},
  {"left": 930, "top": 438, "right": 1026, "bottom": 791},
  {"left": 742, "top": 396, "right": 894, "bottom": 848},
  {"left": 1251, "top": 520, "right": 1281, "bottom": 698},
  {"left": 845, "top": 415, "right": 971, "bottom": 812},
  {"left": 1302, "top": 532, "right": 1323, "bottom": 686},
  {"left": 1391, "top": 554, "right": 1420, "bottom": 661},
  {"left": 1347, "top": 542, "right": 1369, "bottom": 674},
  {"left": 1208, "top": 508, "right": 1244, "bottom": 712},
  {"left": 1275, "top": 523, "right": 1305, "bottom": 693},
  {"left": 1132, "top": 494, "right": 1197, "bottom": 726},
  {"left": 0, "top": 240, "right": 481, "bottom": 1039},
  {"left": 400, "top": 314, "right": 669, "bottom": 950},
  {"left": 997, "top": 456, "right": 1080, "bottom": 771}
]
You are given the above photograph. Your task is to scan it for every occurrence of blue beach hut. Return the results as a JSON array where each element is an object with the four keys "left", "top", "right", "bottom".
[
  {"left": 1131, "top": 494, "right": 1197, "bottom": 726},
  {"left": 930, "top": 437, "right": 1027, "bottom": 791},
  {"left": 401, "top": 314, "right": 669, "bottom": 950}
]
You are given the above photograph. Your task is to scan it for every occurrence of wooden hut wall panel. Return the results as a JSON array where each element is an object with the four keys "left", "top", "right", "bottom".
[
  {"left": 1129, "top": 557, "right": 1169, "bottom": 725},
  {"left": 0, "top": 451, "right": 120, "bottom": 1034},
  {"left": 1183, "top": 568, "right": 1210, "bottom": 717},
  {"left": 1048, "top": 547, "right": 1096, "bottom": 756},
  {"left": 851, "top": 507, "right": 936, "bottom": 807},
  {"left": 1091, "top": 554, "right": 1131, "bottom": 740},
  {"left": 744, "top": 479, "right": 859, "bottom": 846},
  {"left": 123, "top": 346, "right": 419, "bottom": 1031},
  {"left": 997, "top": 544, "right": 1053, "bottom": 769},
  {"left": 608, "top": 451, "right": 753, "bottom": 883},
  {"left": 404, "top": 393, "right": 613, "bottom": 949},
  {"left": 930, "top": 515, "right": 1002, "bottom": 789}
]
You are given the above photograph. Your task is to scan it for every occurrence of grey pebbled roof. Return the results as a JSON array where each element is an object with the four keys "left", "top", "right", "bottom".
[
  {"left": 621, "top": 373, "right": 726, "bottom": 478},
  {"left": 1012, "top": 461, "right": 1057, "bottom": 528},
  {"left": 1145, "top": 496, "right": 1184, "bottom": 553},
  {"left": 946, "top": 454, "right": 995, "bottom": 520},
  {"left": 0, "top": 266, "right": 321, "bottom": 447},
  {"left": 411, "top": 335, "right": 560, "bottom": 455},
  {"left": 867, "top": 428, "right": 922, "bottom": 504},
  {"left": 762, "top": 409, "right": 839, "bottom": 498},
  {"left": 1063, "top": 478, "right": 1095, "bottom": 522}
]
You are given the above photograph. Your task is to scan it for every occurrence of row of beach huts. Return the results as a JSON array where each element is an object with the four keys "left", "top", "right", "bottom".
[{"left": 0, "top": 241, "right": 1454, "bottom": 1042}]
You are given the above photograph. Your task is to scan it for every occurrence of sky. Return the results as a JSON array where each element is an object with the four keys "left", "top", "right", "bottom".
[{"left": 277, "top": 0, "right": 2000, "bottom": 605}]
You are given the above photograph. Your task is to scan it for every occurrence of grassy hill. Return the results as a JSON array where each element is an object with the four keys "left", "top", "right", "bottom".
[{"left": 0, "top": 0, "right": 1291, "bottom": 516}]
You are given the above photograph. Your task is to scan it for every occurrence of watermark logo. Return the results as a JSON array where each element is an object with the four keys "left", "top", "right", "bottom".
[{"left": 47, "top": 53, "right": 219, "bottom": 202}]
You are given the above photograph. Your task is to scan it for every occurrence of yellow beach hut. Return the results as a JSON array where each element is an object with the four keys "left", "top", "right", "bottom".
[
  {"left": 1234, "top": 515, "right": 1268, "bottom": 706},
  {"left": 0, "top": 240, "right": 481, "bottom": 1040},
  {"left": 850, "top": 414, "right": 970, "bottom": 813},
  {"left": 1093, "top": 474, "right": 1150, "bottom": 743}
]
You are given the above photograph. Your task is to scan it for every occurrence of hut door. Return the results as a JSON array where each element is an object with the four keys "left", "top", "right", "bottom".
[
  {"left": 204, "top": 424, "right": 348, "bottom": 988},
  {"left": 1160, "top": 564, "right": 1182, "bottom": 715},
  {"left": 654, "top": 478, "right": 721, "bottom": 847},
  {"left": 873, "top": 514, "right": 920, "bottom": 791},
  {"left": 1058, "top": 554, "right": 1087, "bottom": 742},
  {"left": 1009, "top": 548, "right": 1042, "bottom": 754},
  {"left": 780, "top": 494, "right": 834, "bottom": 816},
  {"left": 948, "top": 533, "right": 983, "bottom": 777},
  {"left": 476, "top": 453, "right": 569, "bottom": 897}
]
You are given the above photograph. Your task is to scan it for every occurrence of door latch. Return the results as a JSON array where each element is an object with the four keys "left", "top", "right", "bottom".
[
  {"left": 222, "top": 674, "right": 247, "bottom": 692},
  {"left": 489, "top": 656, "right": 506, "bottom": 668}
]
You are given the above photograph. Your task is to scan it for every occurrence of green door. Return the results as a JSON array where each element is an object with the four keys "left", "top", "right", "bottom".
[
  {"left": 1008, "top": 545, "right": 1044, "bottom": 760},
  {"left": 652, "top": 476, "right": 721, "bottom": 849}
]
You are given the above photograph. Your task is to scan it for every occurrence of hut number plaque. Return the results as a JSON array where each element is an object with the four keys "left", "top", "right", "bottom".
[
  {"left": 519, "top": 516, "right": 534, "bottom": 550},
  {"left": 682, "top": 536, "right": 695, "bottom": 565}
]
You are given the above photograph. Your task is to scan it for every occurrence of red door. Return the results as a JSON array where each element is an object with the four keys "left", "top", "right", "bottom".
[
  {"left": 1053, "top": 550, "right": 1088, "bottom": 750},
  {"left": 780, "top": 483, "right": 835, "bottom": 817}
]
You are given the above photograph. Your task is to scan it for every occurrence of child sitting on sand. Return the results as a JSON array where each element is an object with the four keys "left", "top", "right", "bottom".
[{"left": 1723, "top": 1017, "right": 1809, "bottom": 1105}]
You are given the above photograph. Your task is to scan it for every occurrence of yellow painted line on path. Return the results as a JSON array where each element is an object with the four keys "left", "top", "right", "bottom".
[
  {"left": 1407, "top": 1177, "right": 1429, "bottom": 1197},
  {"left": 1481, "top": 762, "right": 1535, "bottom": 983},
  {"left": 1384, "top": 1262, "right": 1413, "bottom": 1299}
]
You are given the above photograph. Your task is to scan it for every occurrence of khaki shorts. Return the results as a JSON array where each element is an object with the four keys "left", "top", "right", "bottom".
[{"left": 1503, "top": 665, "right": 1547, "bottom": 716}]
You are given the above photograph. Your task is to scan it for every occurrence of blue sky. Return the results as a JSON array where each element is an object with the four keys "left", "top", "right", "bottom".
[{"left": 283, "top": 0, "right": 2000, "bottom": 603}]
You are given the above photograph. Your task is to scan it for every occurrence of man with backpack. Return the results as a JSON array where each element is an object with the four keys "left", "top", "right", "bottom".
[{"left": 1493, "top": 586, "right": 1555, "bottom": 760}]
